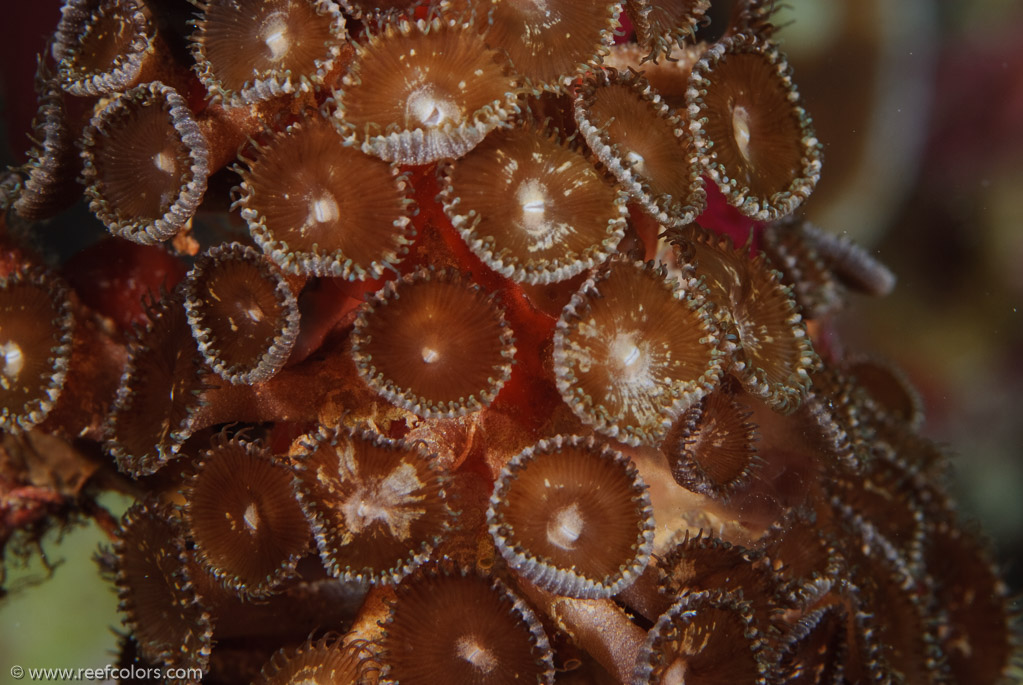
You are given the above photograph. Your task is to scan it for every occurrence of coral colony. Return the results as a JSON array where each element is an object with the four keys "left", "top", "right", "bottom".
[{"left": 0, "top": 0, "right": 1017, "bottom": 683}]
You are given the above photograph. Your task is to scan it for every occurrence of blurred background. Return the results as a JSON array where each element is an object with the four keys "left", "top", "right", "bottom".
[
  {"left": 1, "top": 0, "right": 1021, "bottom": 675},
  {"left": 781, "top": 0, "right": 1023, "bottom": 591}
]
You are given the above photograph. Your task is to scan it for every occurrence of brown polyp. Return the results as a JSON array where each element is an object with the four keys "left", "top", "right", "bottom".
[
  {"left": 255, "top": 635, "right": 379, "bottom": 685},
  {"left": 754, "top": 509, "right": 844, "bottom": 607},
  {"left": 439, "top": 118, "right": 627, "bottom": 284},
  {"left": 812, "top": 362, "right": 919, "bottom": 473},
  {"left": 186, "top": 435, "right": 310, "bottom": 596},
  {"left": 631, "top": 590, "right": 769, "bottom": 685},
  {"left": 762, "top": 216, "right": 847, "bottom": 320},
  {"left": 724, "top": 0, "right": 782, "bottom": 41},
  {"left": 79, "top": 82, "right": 209, "bottom": 245},
  {"left": 205, "top": 574, "right": 372, "bottom": 644},
  {"left": 291, "top": 425, "right": 455, "bottom": 583},
  {"left": 672, "top": 224, "right": 818, "bottom": 414},
  {"left": 923, "top": 521, "right": 1013, "bottom": 685},
  {"left": 339, "top": 0, "right": 418, "bottom": 18},
  {"left": 657, "top": 530, "right": 782, "bottom": 629},
  {"left": 106, "top": 291, "right": 207, "bottom": 478},
  {"left": 480, "top": 0, "right": 621, "bottom": 93},
  {"left": 36, "top": 303, "right": 127, "bottom": 443},
  {"left": 772, "top": 603, "right": 848, "bottom": 684},
  {"left": 796, "top": 220, "right": 897, "bottom": 297},
  {"left": 54, "top": 0, "right": 156, "bottom": 96},
  {"left": 0, "top": 267, "right": 74, "bottom": 433},
  {"left": 828, "top": 452, "right": 929, "bottom": 571},
  {"left": 687, "top": 34, "right": 821, "bottom": 220},
  {"left": 517, "top": 582, "right": 646, "bottom": 684},
  {"left": 487, "top": 434, "right": 655, "bottom": 598},
  {"left": 8, "top": 64, "right": 80, "bottom": 222},
  {"left": 661, "top": 381, "right": 761, "bottom": 500},
  {"left": 833, "top": 580, "right": 891, "bottom": 685},
  {"left": 234, "top": 114, "right": 415, "bottom": 279},
  {"left": 761, "top": 221, "right": 896, "bottom": 306},
  {"left": 602, "top": 42, "right": 708, "bottom": 110},
  {"left": 553, "top": 258, "right": 722, "bottom": 446},
  {"left": 574, "top": 69, "right": 706, "bottom": 228},
  {"left": 843, "top": 354, "right": 924, "bottom": 430},
  {"left": 351, "top": 268, "right": 516, "bottom": 418},
  {"left": 164, "top": 330, "right": 388, "bottom": 434},
  {"left": 191, "top": 0, "right": 348, "bottom": 106},
  {"left": 333, "top": 14, "right": 521, "bottom": 164},
  {"left": 873, "top": 418, "right": 952, "bottom": 484},
  {"left": 729, "top": 379, "right": 859, "bottom": 527},
  {"left": 846, "top": 536, "right": 947, "bottom": 683},
  {"left": 183, "top": 243, "right": 300, "bottom": 384},
  {"left": 112, "top": 634, "right": 163, "bottom": 684},
  {"left": 115, "top": 502, "right": 213, "bottom": 674},
  {"left": 379, "top": 566, "right": 555, "bottom": 684},
  {"left": 805, "top": 365, "right": 878, "bottom": 468},
  {"left": 625, "top": 0, "right": 709, "bottom": 63}
]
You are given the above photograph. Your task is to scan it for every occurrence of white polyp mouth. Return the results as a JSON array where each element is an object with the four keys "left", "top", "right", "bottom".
[
  {"left": 625, "top": 150, "right": 646, "bottom": 172},
  {"left": 517, "top": 178, "right": 557, "bottom": 240},
  {"left": 153, "top": 149, "right": 176, "bottom": 175},
  {"left": 338, "top": 461, "right": 425, "bottom": 540},
  {"left": 621, "top": 344, "right": 640, "bottom": 368},
  {"left": 731, "top": 105, "right": 753, "bottom": 162},
  {"left": 261, "top": 13, "right": 291, "bottom": 62},
  {"left": 420, "top": 346, "right": 440, "bottom": 364},
  {"left": 610, "top": 333, "right": 647, "bottom": 381},
  {"left": 1, "top": 340, "right": 24, "bottom": 385},
  {"left": 307, "top": 193, "right": 340, "bottom": 224},
  {"left": 518, "top": 178, "right": 548, "bottom": 216},
  {"left": 243, "top": 502, "right": 261, "bottom": 532},
  {"left": 455, "top": 635, "right": 498, "bottom": 674},
  {"left": 407, "top": 85, "right": 459, "bottom": 129},
  {"left": 546, "top": 501, "right": 584, "bottom": 551}
]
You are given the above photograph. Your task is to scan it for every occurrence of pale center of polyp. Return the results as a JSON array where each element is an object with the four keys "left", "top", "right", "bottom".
[
  {"left": 732, "top": 105, "right": 753, "bottom": 162},
  {"left": 261, "top": 13, "right": 290, "bottom": 62},
  {"left": 243, "top": 502, "right": 261, "bottom": 532},
  {"left": 455, "top": 635, "right": 498, "bottom": 673},
  {"left": 662, "top": 658, "right": 687, "bottom": 685},
  {"left": 245, "top": 305, "right": 264, "bottom": 323},
  {"left": 307, "top": 193, "right": 339, "bottom": 225},
  {"left": 407, "top": 85, "right": 458, "bottom": 129},
  {"left": 547, "top": 501, "right": 584, "bottom": 551},
  {"left": 1, "top": 341, "right": 24, "bottom": 384},
  {"left": 517, "top": 178, "right": 551, "bottom": 232},
  {"left": 340, "top": 462, "right": 425, "bottom": 541},
  {"left": 610, "top": 333, "right": 649, "bottom": 383},
  {"left": 625, "top": 150, "right": 646, "bottom": 174},
  {"left": 153, "top": 148, "right": 175, "bottom": 175},
  {"left": 421, "top": 346, "right": 440, "bottom": 364}
]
